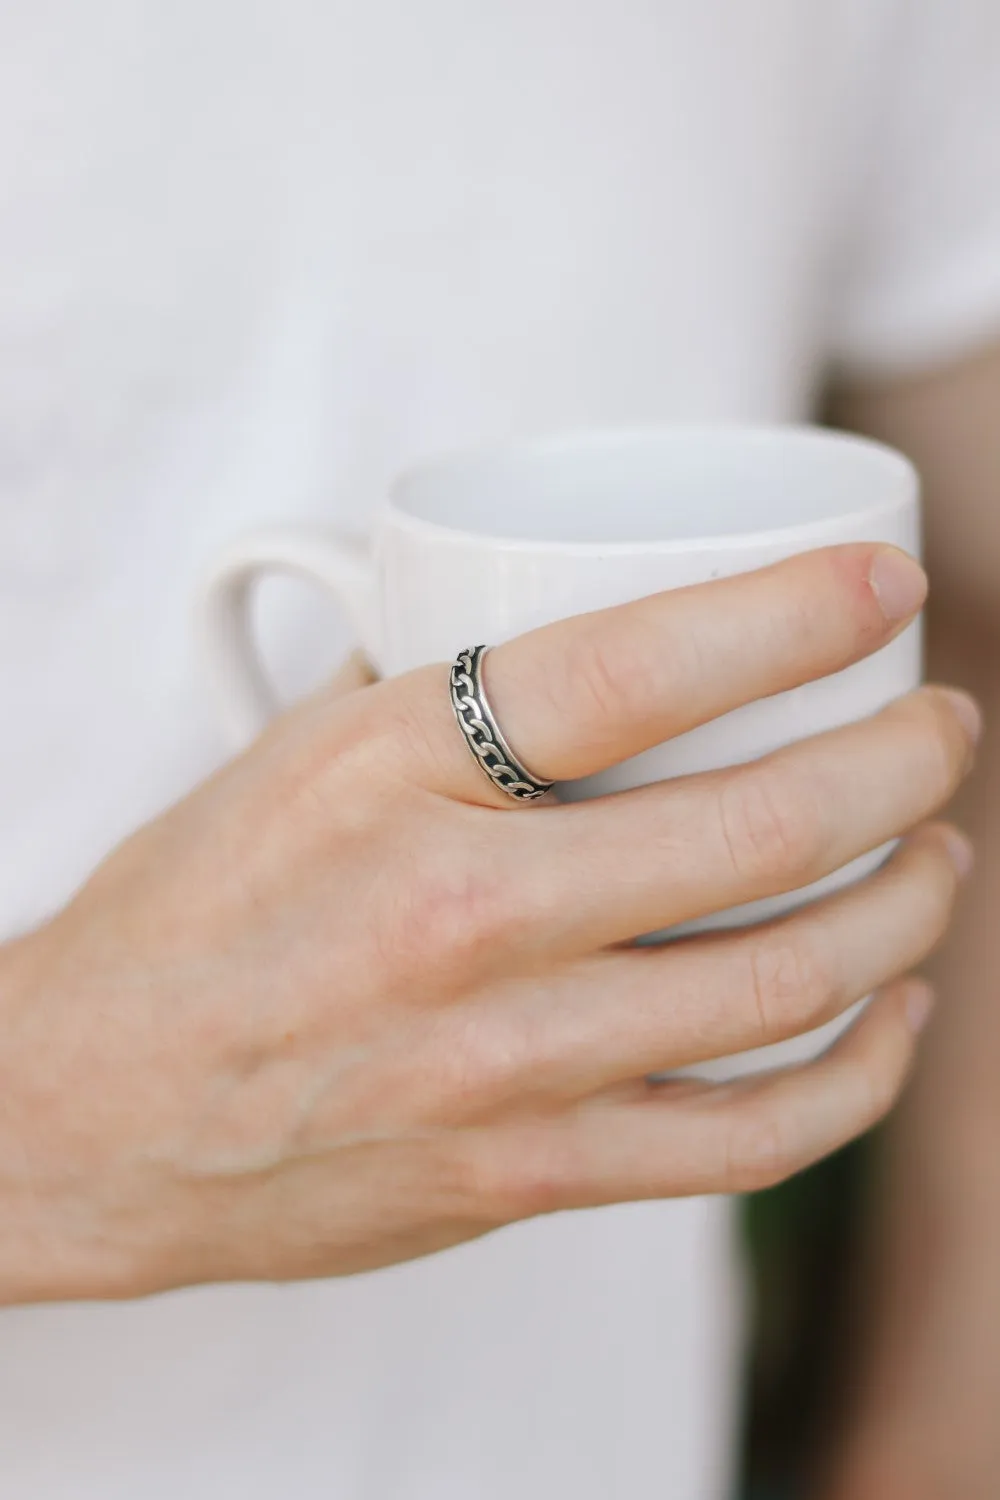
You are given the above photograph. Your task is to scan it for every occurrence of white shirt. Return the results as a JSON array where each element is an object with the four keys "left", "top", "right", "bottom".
[{"left": 1, "top": 3, "right": 999, "bottom": 1496}]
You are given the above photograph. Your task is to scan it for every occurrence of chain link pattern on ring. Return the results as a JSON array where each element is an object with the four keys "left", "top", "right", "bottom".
[{"left": 449, "top": 646, "right": 554, "bottom": 802}]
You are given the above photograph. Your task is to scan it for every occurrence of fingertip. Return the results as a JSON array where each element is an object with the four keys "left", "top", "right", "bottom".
[
  {"left": 937, "top": 686, "right": 983, "bottom": 747},
  {"left": 938, "top": 824, "right": 975, "bottom": 880},
  {"left": 903, "top": 978, "right": 935, "bottom": 1035},
  {"left": 897, "top": 820, "right": 974, "bottom": 882},
  {"left": 817, "top": 980, "right": 920, "bottom": 1125},
  {"left": 868, "top": 547, "right": 928, "bottom": 625}
]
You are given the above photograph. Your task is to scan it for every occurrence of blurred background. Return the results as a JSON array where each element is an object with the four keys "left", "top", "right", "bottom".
[{"left": 741, "top": 1142, "right": 872, "bottom": 1500}]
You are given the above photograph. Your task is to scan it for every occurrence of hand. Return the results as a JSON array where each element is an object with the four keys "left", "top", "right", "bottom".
[{"left": 0, "top": 545, "right": 976, "bottom": 1303}]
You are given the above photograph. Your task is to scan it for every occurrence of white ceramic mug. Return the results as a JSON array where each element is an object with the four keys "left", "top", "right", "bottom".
[{"left": 199, "top": 425, "right": 921, "bottom": 1080}]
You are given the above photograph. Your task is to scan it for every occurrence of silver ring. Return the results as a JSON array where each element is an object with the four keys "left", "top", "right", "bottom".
[{"left": 449, "top": 646, "right": 554, "bottom": 802}]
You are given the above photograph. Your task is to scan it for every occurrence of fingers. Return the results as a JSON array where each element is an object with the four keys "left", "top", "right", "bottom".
[
  {"left": 508, "top": 685, "right": 977, "bottom": 954},
  {"left": 475, "top": 979, "right": 928, "bottom": 1219},
  {"left": 389, "top": 544, "right": 926, "bottom": 805},
  {"left": 478, "top": 825, "right": 967, "bottom": 1100}
]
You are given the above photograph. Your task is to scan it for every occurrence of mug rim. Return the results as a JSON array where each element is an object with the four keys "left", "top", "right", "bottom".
[{"left": 385, "top": 422, "right": 918, "bottom": 555}]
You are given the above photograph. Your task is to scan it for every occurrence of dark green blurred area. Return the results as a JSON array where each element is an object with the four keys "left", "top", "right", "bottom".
[{"left": 739, "top": 1132, "right": 875, "bottom": 1499}]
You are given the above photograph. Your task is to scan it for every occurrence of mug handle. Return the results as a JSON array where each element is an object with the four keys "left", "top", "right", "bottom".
[{"left": 196, "top": 526, "right": 380, "bottom": 747}]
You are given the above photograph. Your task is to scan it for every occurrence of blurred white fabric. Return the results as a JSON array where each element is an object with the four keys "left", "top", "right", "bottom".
[{"left": 0, "top": 2, "right": 999, "bottom": 1495}]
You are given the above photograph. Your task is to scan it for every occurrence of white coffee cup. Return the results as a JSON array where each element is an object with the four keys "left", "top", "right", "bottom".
[{"left": 199, "top": 424, "right": 921, "bottom": 1081}]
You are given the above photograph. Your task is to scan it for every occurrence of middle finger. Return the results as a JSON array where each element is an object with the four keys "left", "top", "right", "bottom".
[
  {"left": 500, "top": 684, "right": 977, "bottom": 957},
  {"left": 487, "top": 823, "right": 968, "bottom": 1101}
]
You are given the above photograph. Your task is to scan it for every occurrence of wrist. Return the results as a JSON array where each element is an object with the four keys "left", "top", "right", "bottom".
[
  {"left": 0, "top": 932, "right": 48, "bottom": 1302},
  {"left": 0, "top": 927, "right": 103, "bottom": 1306}
]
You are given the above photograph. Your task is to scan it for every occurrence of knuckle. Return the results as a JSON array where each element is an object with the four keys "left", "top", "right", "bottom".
[
  {"left": 334, "top": 667, "right": 473, "bottom": 796},
  {"left": 476, "top": 1132, "right": 580, "bottom": 1222},
  {"left": 437, "top": 1010, "right": 532, "bottom": 1118},
  {"left": 418, "top": 1137, "right": 511, "bottom": 1233},
  {"left": 391, "top": 837, "right": 515, "bottom": 976},
  {"left": 381, "top": 674, "right": 458, "bottom": 784},
  {"left": 717, "top": 764, "right": 822, "bottom": 887},
  {"left": 745, "top": 931, "right": 834, "bottom": 1042}
]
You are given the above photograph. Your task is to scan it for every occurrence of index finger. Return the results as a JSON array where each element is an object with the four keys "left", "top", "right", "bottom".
[{"left": 394, "top": 544, "right": 926, "bottom": 803}]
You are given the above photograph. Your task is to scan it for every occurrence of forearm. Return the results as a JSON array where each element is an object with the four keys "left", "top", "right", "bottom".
[{"left": 0, "top": 928, "right": 72, "bottom": 1305}]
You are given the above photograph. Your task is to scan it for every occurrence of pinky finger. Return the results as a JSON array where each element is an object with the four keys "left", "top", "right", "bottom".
[{"left": 480, "top": 981, "right": 930, "bottom": 1220}]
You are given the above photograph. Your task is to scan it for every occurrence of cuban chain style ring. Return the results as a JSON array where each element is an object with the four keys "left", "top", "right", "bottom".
[{"left": 448, "top": 645, "right": 554, "bottom": 802}]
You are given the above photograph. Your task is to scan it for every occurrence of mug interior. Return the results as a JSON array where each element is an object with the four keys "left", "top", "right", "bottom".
[{"left": 391, "top": 426, "right": 915, "bottom": 547}]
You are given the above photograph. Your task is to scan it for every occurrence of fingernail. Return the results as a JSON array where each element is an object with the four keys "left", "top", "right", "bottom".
[
  {"left": 942, "top": 827, "right": 975, "bottom": 880},
  {"left": 906, "top": 980, "right": 935, "bottom": 1035},
  {"left": 869, "top": 549, "right": 928, "bottom": 623},
  {"left": 941, "top": 687, "right": 982, "bottom": 745}
]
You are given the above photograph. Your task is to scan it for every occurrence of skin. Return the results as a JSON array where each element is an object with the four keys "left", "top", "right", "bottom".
[
  {"left": 0, "top": 542, "right": 978, "bottom": 1304},
  {"left": 817, "top": 340, "right": 1000, "bottom": 1499}
]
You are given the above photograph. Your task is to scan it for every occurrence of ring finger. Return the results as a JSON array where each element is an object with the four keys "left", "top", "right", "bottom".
[
  {"left": 475, "top": 823, "right": 968, "bottom": 1103},
  {"left": 472, "top": 978, "right": 928, "bottom": 1215}
]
